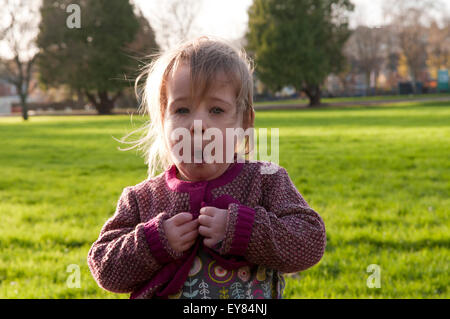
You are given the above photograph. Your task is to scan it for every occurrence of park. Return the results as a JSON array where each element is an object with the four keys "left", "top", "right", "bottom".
[
  {"left": 0, "top": 0, "right": 449, "bottom": 300},
  {"left": 0, "top": 97, "right": 448, "bottom": 298}
]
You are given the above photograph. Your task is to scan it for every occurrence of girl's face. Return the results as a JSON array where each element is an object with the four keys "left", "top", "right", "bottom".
[{"left": 163, "top": 63, "right": 244, "bottom": 182}]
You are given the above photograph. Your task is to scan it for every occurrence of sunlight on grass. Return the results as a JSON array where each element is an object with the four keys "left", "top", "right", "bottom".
[{"left": 0, "top": 101, "right": 449, "bottom": 298}]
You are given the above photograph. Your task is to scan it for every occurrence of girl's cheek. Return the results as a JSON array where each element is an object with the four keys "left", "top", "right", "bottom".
[
  {"left": 164, "top": 118, "right": 190, "bottom": 152},
  {"left": 167, "top": 114, "right": 190, "bottom": 129},
  {"left": 163, "top": 120, "right": 177, "bottom": 148}
]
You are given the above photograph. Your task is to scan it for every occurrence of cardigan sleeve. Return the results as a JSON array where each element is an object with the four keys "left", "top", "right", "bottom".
[
  {"left": 219, "top": 166, "right": 326, "bottom": 273},
  {"left": 87, "top": 186, "right": 182, "bottom": 294}
]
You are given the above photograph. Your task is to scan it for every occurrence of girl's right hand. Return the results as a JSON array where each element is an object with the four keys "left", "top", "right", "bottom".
[{"left": 163, "top": 213, "right": 199, "bottom": 253}]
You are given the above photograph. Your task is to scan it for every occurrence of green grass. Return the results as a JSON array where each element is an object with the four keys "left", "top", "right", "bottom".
[
  {"left": 0, "top": 100, "right": 449, "bottom": 298},
  {"left": 254, "top": 92, "right": 450, "bottom": 106}
]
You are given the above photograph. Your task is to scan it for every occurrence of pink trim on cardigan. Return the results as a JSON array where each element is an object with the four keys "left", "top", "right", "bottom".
[
  {"left": 165, "top": 161, "right": 245, "bottom": 193},
  {"left": 228, "top": 205, "right": 256, "bottom": 256},
  {"left": 132, "top": 162, "right": 256, "bottom": 299},
  {"left": 143, "top": 218, "right": 174, "bottom": 265}
]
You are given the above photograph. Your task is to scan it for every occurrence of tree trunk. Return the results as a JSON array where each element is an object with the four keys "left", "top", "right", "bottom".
[
  {"left": 303, "top": 84, "right": 321, "bottom": 107},
  {"left": 85, "top": 90, "right": 122, "bottom": 115},
  {"left": 365, "top": 71, "right": 371, "bottom": 96},
  {"left": 97, "top": 91, "right": 114, "bottom": 115},
  {"left": 76, "top": 89, "right": 85, "bottom": 107},
  {"left": 20, "top": 94, "right": 28, "bottom": 121},
  {"left": 411, "top": 70, "right": 418, "bottom": 95},
  {"left": 374, "top": 71, "right": 379, "bottom": 95}
]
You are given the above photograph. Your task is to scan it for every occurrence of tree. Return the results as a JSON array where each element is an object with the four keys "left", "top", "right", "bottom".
[
  {"left": 385, "top": 0, "right": 441, "bottom": 93},
  {"left": 146, "top": 0, "right": 203, "bottom": 52},
  {"left": 427, "top": 19, "right": 450, "bottom": 78},
  {"left": 37, "top": 0, "right": 157, "bottom": 114},
  {"left": 345, "top": 26, "right": 384, "bottom": 95},
  {"left": 0, "top": 0, "right": 40, "bottom": 121},
  {"left": 396, "top": 9, "right": 428, "bottom": 93},
  {"left": 246, "top": 0, "right": 354, "bottom": 106}
]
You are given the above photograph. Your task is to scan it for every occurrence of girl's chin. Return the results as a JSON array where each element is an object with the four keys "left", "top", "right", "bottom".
[
  {"left": 178, "top": 163, "right": 225, "bottom": 181},
  {"left": 184, "top": 162, "right": 208, "bottom": 168}
]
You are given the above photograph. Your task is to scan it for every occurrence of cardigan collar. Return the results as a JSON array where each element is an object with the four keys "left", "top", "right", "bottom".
[{"left": 165, "top": 154, "right": 244, "bottom": 192}]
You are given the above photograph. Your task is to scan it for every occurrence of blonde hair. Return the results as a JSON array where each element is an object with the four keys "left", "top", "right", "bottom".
[{"left": 116, "top": 36, "right": 255, "bottom": 178}]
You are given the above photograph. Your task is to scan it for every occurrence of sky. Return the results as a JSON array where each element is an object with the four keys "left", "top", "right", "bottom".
[
  {"left": 133, "top": 0, "right": 254, "bottom": 42},
  {"left": 133, "top": 0, "right": 450, "bottom": 44},
  {"left": 134, "top": 0, "right": 387, "bottom": 41},
  {"left": 1, "top": 0, "right": 449, "bottom": 59}
]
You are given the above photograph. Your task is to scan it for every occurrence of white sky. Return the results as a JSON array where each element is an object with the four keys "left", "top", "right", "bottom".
[
  {"left": 350, "top": 0, "right": 386, "bottom": 28},
  {"left": 133, "top": 0, "right": 254, "bottom": 42},
  {"left": 1, "top": 0, "right": 449, "bottom": 58},
  {"left": 133, "top": 0, "right": 450, "bottom": 42},
  {"left": 349, "top": 0, "right": 450, "bottom": 28}
]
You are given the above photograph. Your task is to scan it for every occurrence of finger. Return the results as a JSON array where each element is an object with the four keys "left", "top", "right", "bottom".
[
  {"left": 198, "top": 214, "right": 212, "bottom": 227},
  {"left": 199, "top": 206, "right": 215, "bottom": 217},
  {"left": 172, "top": 212, "right": 193, "bottom": 226},
  {"left": 178, "top": 218, "right": 199, "bottom": 236},
  {"left": 203, "top": 237, "right": 216, "bottom": 248},
  {"left": 198, "top": 225, "right": 212, "bottom": 238},
  {"left": 181, "top": 229, "right": 198, "bottom": 242},
  {"left": 182, "top": 239, "right": 196, "bottom": 251}
]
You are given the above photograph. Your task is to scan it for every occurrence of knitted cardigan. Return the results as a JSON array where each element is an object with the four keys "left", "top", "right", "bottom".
[{"left": 87, "top": 159, "right": 327, "bottom": 299}]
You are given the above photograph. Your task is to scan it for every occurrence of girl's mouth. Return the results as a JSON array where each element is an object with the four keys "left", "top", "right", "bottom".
[{"left": 192, "top": 148, "right": 207, "bottom": 164}]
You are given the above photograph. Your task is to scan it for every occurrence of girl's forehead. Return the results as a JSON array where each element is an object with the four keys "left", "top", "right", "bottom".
[{"left": 166, "top": 63, "right": 237, "bottom": 103}]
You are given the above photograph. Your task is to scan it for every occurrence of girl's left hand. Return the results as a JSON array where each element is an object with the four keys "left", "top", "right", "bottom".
[{"left": 198, "top": 206, "right": 228, "bottom": 248}]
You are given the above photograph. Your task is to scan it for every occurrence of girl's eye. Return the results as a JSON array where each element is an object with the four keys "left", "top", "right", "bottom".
[
  {"left": 211, "top": 107, "right": 224, "bottom": 114},
  {"left": 175, "top": 107, "right": 189, "bottom": 114},
  {"left": 174, "top": 106, "right": 223, "bottom": 114}
]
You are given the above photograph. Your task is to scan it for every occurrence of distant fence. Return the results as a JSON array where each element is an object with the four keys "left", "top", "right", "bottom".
[
  {"left": 7, "top": 101, "right": 139, "bottom": 116},
  {"left": 10, "top": 101, "right": 82, "bottom": 113}
]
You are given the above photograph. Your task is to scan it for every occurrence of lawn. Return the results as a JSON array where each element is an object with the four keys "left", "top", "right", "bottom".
[
  {"left": 0, "top": 100, "right": 448, "bottom": 298},
  {"left": 254, "top": 92, "right": 450, "bottom": 106}
]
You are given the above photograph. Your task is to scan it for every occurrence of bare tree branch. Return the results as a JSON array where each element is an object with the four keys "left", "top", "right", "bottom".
[
  {"left": 0, "top": 0, "right": 41, "bottom": 120},
  {"left": 345, "top": 25, "right": 385, "bottom": 95},
  {"left": 147, "top": 0, "right": 203, "bottom": 52}
]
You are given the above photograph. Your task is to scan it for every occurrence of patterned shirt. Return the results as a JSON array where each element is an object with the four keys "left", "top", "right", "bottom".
[{"left": 166, "top": 247, "right": 285, "bottom": 299}]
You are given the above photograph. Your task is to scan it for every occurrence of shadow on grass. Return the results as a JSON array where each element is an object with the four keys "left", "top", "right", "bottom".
[{"left": 342, "top": 236, "right": 450, "bottom": 251}]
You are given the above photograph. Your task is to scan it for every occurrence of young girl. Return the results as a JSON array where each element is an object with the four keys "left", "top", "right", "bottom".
[{"left": 87, "top": 36, "right": 326, "bottom": 299}]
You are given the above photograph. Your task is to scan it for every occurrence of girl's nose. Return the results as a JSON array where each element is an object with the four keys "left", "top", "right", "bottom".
[{"left": 189, "top": 116, "right": 208, "bottom": 135}]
